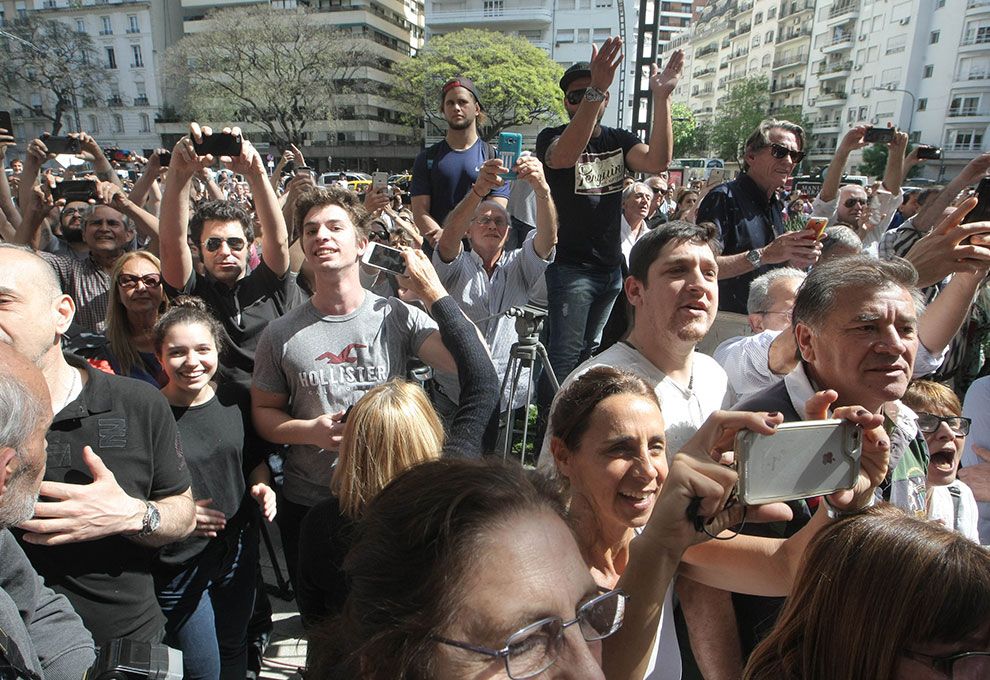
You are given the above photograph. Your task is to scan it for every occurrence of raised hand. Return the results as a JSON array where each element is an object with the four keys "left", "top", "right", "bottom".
[
  {"left": 649, "top": 49, "right": 684, "bottom": 98},
  {"left": 590, "top": 36, "right": 624, "bottom": 93}
]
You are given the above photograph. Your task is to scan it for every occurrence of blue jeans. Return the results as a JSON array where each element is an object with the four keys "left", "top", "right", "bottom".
[
  {"left": 543, "top": 261, "right": 623, "bottom": 388},
  {"left": 155, "top": 516, "right": 259, "bottom": 680}
]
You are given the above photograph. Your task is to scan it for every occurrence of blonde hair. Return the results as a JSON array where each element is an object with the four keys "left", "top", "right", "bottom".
[
  {"left": 902, "top": 379, "right": 962, "bottom": 417},
  {"left": 330, "top": 380, "right": 445, "bottom": 519},
  {"left": 106, "top": 251, "right": 168, "bottom": 376}
]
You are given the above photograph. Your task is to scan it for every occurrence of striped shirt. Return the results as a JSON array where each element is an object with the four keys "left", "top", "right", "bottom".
[{"left": 40, "top": 251, "right": 111, "bottom": 333}]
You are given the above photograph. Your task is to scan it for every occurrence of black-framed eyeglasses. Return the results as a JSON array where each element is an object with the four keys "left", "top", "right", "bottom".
[
  {"left": 767, "top": 143, "right": 806, "bottom": 164},
  {"left": 906, "top": 649, "right": 990, "bottom": 678},
  {"left": 565, "top": 89, "right": 586, "bottom": 105},
  {"left": 204, "top": 236, "right": 246, "bottom": 252},
  {"left": 844, "top": 197, "right": 868, "bottom": 208},
  {"left": 916, "top": 413, "right": 972, "bottom": 437},
  {"left": 431, "top": 588, "right": 627, "bottom": 679},
  {"left": 117, "top": 273, "right": 162, "bottom": 289}
]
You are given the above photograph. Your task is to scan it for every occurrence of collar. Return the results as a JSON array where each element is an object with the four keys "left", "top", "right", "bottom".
[
  {"left": 53, "top": 352, "right": 114, "bottom": 423},
  {"left": 467, "top": 245, "right": 508, "bottom": 274}
]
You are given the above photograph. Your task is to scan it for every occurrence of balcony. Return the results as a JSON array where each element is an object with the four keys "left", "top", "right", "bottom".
[
  {"left": 727, "top": 71, "right": 748, "bottom": 83},
  {"left": 771, "top": 78, "right": 805, "bottom": 93},
  {"left": 773, "top": 52, "right": 808, "bottom": 70},
  {"left": 696, "top": 43, "right": 718, "bottom": 58},
  {"left": 779, "top": 0, "right": 815, "bottom": 19},
  {"left": 828, "top": 1, "right": 859, "bottom": 23},
  {"left": 947, "top": 106, "right": 990, "bottom": 119},
  {"left": 944, "top": 142, "right": 986, "bottom": 155},
  {"left": 134, "top": 96, "right": 149, "bottom": 106},
  {"left": 777, "top": 26, "right": 812, "bottom": 44},
  {"left": 961, "top": 29, "right": 990, "bottom": 46},
  {"left": 126, "top": 27, "right": 140, "bottom": 34},
  {"left": 729, "top": 23, "right": 752, "bottom": 39},
  {"left": 107, "top": 96, "right": 124, "bottom": 107},
  {"left": 694, "top": 65, "right": 716, "bottom": 78},
  {"left": 954, "top": 71, "right": 990, "bottom": 88},
  {"left": 817, "top": 89, "right": 848, "bottom": 106},
  {"left": 818, "top": 59, "right": 853, "bottom": 80},
  {"left": 967, "top": 0, "right": 990, "bottom": 11},
  {"left": 429, "top": 7, "right": 552, "bottom": 27},
  {"left": 732, "top": 1, "right": 754, "bottom": 17},
  {"left": 729, "top": 46, "right": 750, "bottom": 61},
  {"left": 822, "top": 32, "right": 854, "bottom": 52},
  {"left": 815, "top": 118, "right": 842, "bottom": 134},
  {"left": 99, "top": 29, "right": 113, "bottom": 36}
]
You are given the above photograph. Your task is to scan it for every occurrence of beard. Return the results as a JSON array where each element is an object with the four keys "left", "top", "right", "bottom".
[
  {"left": 61, "top": 225, "right": 84, "bottom": 243},
  {"left": 447, "top": 117, "right": 473, "bottom": 131},
  {"left": 0, "top": 459, "right": 41, "bottom": 530}
]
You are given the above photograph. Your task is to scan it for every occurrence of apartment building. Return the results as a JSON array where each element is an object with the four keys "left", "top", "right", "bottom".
[{"left": 0, "top": 0, "right": 177, "bottom": 153}]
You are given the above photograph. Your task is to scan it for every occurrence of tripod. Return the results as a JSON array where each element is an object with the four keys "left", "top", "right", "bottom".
[{"left": 499, "top": 306, "right": 558, "bottom": 463}]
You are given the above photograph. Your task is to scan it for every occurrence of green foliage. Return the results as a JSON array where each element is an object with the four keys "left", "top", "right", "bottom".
[
  {"left": 0, "top": 15, "right": 107, "bottom": 134},
  {"left": 163, "top": 6, "right": 374, "bottom": 147},
  {"left": 671, "top": 102, "right": 699, "bottom": 156},
  {"left": 710, "top": 76, "right": 771, "bottom": 162},
  {"left": 390, "top": 29, "right": 566, "bottom": 141},
  {"left": 860, "top": 144, "right": 888, "bottom": 178}
]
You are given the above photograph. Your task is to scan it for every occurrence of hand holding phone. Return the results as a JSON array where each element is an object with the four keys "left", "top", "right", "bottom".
[
  {"left": 361, "top": 241, "right": 408, "bottom": 275},
  {"left": 192, "top": 131, "right": 243, "bottom": 158},
  {"left": 372, "top": 171, "right": 388, "bottom": 192},
  {"left": 962, "top": 177, "right": 990, "bottom": 225},
  {"left": 806, "top": 216, "right": 829, "bottom": 240},
  {"left": 41, "top": 134, "right": 82, "bottom": 155},
  {"left": 863, "top": 127, "right": 895, "bottom": 144},
  {"left": 0, "top": 111, "right": 12, "bottom": 139},
  {"left": 52, "top": 179, "right": 98, "bottom": 203},
  {"left": 497, "top": 132, "right": 523, "bottom": 180},
  {"left": 916, "top": 146, "right": 942, "bottom": 161}
]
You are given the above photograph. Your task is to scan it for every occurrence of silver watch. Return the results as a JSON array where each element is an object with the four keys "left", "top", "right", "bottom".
[
  {"left": 583, "top": 87, "right": 607, "bottom": 103},
  {"left": 745, "top": 248, "right": 763, "bottom": 269},
  {"left": 138, "top": 501, "right": 161, "bottom": 537}
]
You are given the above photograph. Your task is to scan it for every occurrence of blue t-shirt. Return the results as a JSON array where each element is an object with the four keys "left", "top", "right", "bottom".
[{"left": 410, "top": 138, "right": 510, "bottom": 226}]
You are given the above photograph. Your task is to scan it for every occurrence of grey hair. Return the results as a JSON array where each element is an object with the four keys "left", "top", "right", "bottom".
[
  {"left": 821, "top": 225, "right": 863, "bottom": 260},
  {"left": 741, "top": 118, "right": 806, "bottom": 172},
  {"left": 473, "top": 199, "right": 509, "bottom": 222},
  {"left": 0, "top": 243, "right": 62, "bottom": 300},
  {"left": 746, "top": 267, "right": 807, "bottom": 315},
  {"left": 622, "top": 181, "right": 654, "bottom": 205},
  {"left": 793, "top": 255, "right": 926, "bottom": 331},
  {"left": 0, "top": 372, "right": 47, "bottom": 460}
]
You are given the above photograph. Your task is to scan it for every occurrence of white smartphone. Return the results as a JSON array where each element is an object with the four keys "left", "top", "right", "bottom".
[
  {"left": 706, "top": 168, "right": 725, "bottom": 185},
  {"left": 361, "top": 241, "right": 407, "bottom": 275},
  {"left": 734, "top": 419, "right": 862, "bottom": 505},
  {"left": 372, "top": 171, "right": 388, "bottom": 192}
]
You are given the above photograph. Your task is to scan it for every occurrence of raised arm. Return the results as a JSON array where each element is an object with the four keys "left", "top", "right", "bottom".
[
  {"left": 96, "top": 181, "right": 160, "bottom": 255},
  {"left": 74, "top": 132, "right": 123, "bottom": 188},
  {"left": 411, "top": 194, "right": 444, "bottom": 248},
  {"left": 515, "top": 155, "right": 557, "bottom": 258},
  {"left": 437, "top": 158, "right": 505, "bottom": 262},
  {"left": 914, "top": 153, "right": 990, "bottom": 232},
  {"left": 625, "top": 49, "right": 683, "bottom": 174},
  {"left": 0, "top": 128, "right": 21, "bottom": 231},
  {"left": 818, "top": 126, "right": 867, "bottom": 203},
  {"left": 127, "top": 149, "right": 165, "bottom": 209},
  {"left": 883, "top": 130, "right": 908, "bottom": 195}
]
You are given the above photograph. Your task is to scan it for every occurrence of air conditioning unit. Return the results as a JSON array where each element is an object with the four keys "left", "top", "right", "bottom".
[
  {"left": 899, "top": 17, "right": 910, "bottom": 25},
  {"left": 854, "top": 64, "right": 863, "bottom": 70},
  {"left": 862, "top": 90, "right": 871, "bottom": 98},
  {"left": 858, "top": 35, "right": 867, "bottom": 41}
]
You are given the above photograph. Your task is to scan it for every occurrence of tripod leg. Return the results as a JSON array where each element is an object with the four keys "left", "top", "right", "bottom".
[
  {"left": 502, "top": 353, "right": 526, "bottom": 459},
  {"left": 535, "top": 343, "right": 560, "bottom": 391},
  {"left": 519, "top": 362, "right": 535, "bottom": 465}
]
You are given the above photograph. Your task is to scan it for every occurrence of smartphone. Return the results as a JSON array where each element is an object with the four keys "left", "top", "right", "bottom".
[
  {"left": 916, "top": 146, "right": 942, "bottom": 161},
  {"left": 52, "top": 179, "right": 98, "bottom": 203},
  {"left": 158, "top": 150, "right": 172, "bottom": 167},
  {"left": 372, "top": 171, "right": 388, "bottom": 192},
  {"left": 734, "top": 419, "right": 862, "bottom": 505},
  {"left": 42, "top": 135, "right": 81, "bottom": 154},
  {"left": 706, "top": 168, "right": 725, "bottom": 185},
  {"left": 806, "top": 216, "right": 829, "bottom": 240},
  {"left": 863, "top": 127, "right": 895, "bottom": 144},
  {"left": 192, "top": 132, "right": 243, "bottom": 157},
  {"left": 497, "top": 132, "right": 523, "bottom": 180},
  {"left": 0, "top": 111, "right": 12, "bottom": 136},
  {"left": 295, "top": 165, "right": 316, "bottom": 178},
  {"left": 963, "top": 177, "right": 990, "bottom": 225},
  {"left": 361, "top": 241, "right": 407, "bottom": 275}
]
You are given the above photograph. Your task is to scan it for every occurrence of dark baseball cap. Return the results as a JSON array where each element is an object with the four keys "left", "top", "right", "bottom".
[
  {"left": 559, "top": 62, "right": 592, "bottom": 92},
  {"left": 441, "top": 76, "right": 482, "bottom": 109}
]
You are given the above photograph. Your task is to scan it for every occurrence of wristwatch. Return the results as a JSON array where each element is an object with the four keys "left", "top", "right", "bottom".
[
  {"left": 745, "top": 248, "right": 763, "bottom": 269},
  {"left": 138, "top": 501, "right": 161, "bottom": 537},
  {"left": 583, "top": 87, "right": 607, "bottom": 103},
  {"left": 824, "top": 493, "right": 877, "bottom": 520}
]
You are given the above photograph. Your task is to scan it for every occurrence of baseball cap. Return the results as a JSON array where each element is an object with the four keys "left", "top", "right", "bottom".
[
  {"left": 441, "top": 76, "right": 482, "bottom": 109},
  {"left": 559, "top": 62, "right": 592, "bottom": 92}
]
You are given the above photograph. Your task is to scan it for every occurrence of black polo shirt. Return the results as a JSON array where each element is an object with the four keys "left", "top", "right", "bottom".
[
  {"left": 696, "top": 173, "right": 786, "bottom": 313},
  {"left": 165, "top": 260, "right": 304, "bottom": 391},
  {"left": 17, "top": 353, "right": 190, "bottom": 645}
]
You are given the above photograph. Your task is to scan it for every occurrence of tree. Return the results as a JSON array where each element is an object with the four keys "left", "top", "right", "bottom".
[
  {"left": 671, "top": 102, "right": 699, "bottom": 157},
  {"left": 710, "top": 76, "right": 771, "bottom": 162},
  {"left": 390, "top": 29, "right": 566, "bottom": 141},
  {"left": 163, "top": 6, "right": 373, "bottom": 147},
  {"left": 0, "top": 14, "right": 107, "bottom": 135},
  {"left": 859, "top": 142, "right": 919, "bottom": 180}
]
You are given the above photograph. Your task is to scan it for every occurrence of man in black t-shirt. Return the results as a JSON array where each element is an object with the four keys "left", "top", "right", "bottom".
[
  {"left": 536, "top": 38, "right": 682, "bottom": 393},
  {"left": 0, "top": 244, "right": 194, "bottom": 645},
  {"left": 159, "top": 124, "right": 301, "bottom": 392}
]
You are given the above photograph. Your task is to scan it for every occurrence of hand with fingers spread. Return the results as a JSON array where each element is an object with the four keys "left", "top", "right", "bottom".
[
  {"left": 649, "top": 49, "right": 683, "bottom": 98},
  {"left": 903, "top": 197, "right": 990, "bottom": 287},
  {"left": 95, "top": 180, "right": 127, "bottom": 208},
  {"left": 590, "top": 36, "right": 624, "bottom": 93},
  {"left": 193, "top": 498, "right": 227, "bottom": 538},
  {"left": 170, "top": 123, "right": 216, "bottom": 182},
  {"left": 18, "top": 446, "right": 148, "bottom": 546}
]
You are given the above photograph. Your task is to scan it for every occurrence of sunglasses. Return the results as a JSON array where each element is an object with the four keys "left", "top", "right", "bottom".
[
  {"left": 204, "top": 236, "right": 246, "bottom": 252},
  {"left": 767, "top": 143, "right": 806, "bottom": 164},
  {"left": 916, "top": 413, "right": 972, "bottom": 437},
  {"left": 117, "top": 273, "right": 162, "bottom": 289},
  {"left": 843, "top": 197, "right": 868, "bottom": 208},
  {"left": 565, "top": 89, "right": 586, "bottom": 105}
]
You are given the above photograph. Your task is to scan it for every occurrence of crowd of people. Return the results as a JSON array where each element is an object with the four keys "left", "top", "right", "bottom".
[{"left": 0, "top": 35, "right": 988, "bottom": 680}]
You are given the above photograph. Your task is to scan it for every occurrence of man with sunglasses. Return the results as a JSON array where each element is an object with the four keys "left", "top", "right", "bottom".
[
  {"left": 160, "top": 124, "right": 298, "bottom": 392},
  {"left": 810, "top": 125, "right": 908, "bottom": 253},
  {"left": 535, "top": 38, "right": 683, "bottom": 416},
  {"left": 697, "top": 118, "right": 821, "bottom": 313}
]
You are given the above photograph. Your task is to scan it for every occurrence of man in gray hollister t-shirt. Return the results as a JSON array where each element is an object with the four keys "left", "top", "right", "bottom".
[{"left": 251, "top": 186, "right": 459, "bottom": 586}]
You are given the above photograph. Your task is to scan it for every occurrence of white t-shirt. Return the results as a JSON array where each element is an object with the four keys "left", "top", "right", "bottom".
[{"left": 928, "top": 480, "right": 980, "bottom": 543}]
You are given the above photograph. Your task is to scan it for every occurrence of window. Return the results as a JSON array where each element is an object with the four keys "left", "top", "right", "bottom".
[
  {"left": 15, "top": 1, "right": 25, "bottom": 19},
  {"left": 923, "top": 64, "right": 934, "bottom": 78},
  {"left": 950, "top": 96, "right": 981, "bottom": 116},
  {"left": 766, "top": 30, "right": 774, "bottom": 42},
  {"left": 594, "top": 0, "right": 613, "bottom": 7},
  {"left": 917, "top": 98, "right": 927, "bottom": 111},
  {"left": 947, "top": 129, "right": 984, "bottom": 150},
  {"left": 754, "top": 11, "right": 763, "bottom": 24},
  {"left": 100, "top": 16, "right": 112, "bottom": 35},
  {"left": 556, "top": 29, "right": 574, "bottom": 44},
  {"left": 930, "top": 30, "right": 939, "bottom": 44},
  {"left": 131, "top": 44, "right": 143, "bottom": 68},
  {"left": 139, "top": 113, "right": 150, "bottom": 133},
  {"left": 578, "top": 28, "right": 590, "bottom": 43},
  {"left": 88, "top": 114, "right": 99, "bottom": 134},
  {"left": 127, "top": 15, "right": 139, "bottom": 33},
  {"left": 593, "top": 27, "right": 611, "bottom": 42},
  {"left": 886, "top": 35, "right": 906, "bottom": 54},
  {"left": 751, "top": 35, "right": 760, "bottom": 47},
  {"left": 847, "top": 108, "right": 857, "bottom": 123},
  {"left": 75, "top": 18, "right": 85, "bottom": 33},
  {"left": 112, "top": 115, "right": 123, "bottom": 134},
  {"left": 858, "top": 106, "right": 868, "bottom": 121},
  {"left": 105, "top": 47, "right": 116, "bottom": 69},
  {"left": 482, "top": 0, "right": 503, "bottom": 16},
  {"left": 935, "top": 0, "right": 945, "bottom": 7},
  {"left": 768, "top": 7, "right": 776, "bottom": 18}
]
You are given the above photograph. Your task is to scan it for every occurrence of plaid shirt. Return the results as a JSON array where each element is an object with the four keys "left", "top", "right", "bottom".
[{"left": 40, "top": 251, "right": 111, "bottom": 333}]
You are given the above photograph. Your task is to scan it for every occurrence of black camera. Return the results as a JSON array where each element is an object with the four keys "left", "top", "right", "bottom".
[{"left": 86, "top": 639, "right": 182, "bottom": 680}]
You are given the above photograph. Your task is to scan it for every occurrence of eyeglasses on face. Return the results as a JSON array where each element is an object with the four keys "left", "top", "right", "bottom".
[
  {"left": 844, "top": 197, "right": 869, "bottom": 208},
  {"left": 117, "top": 273, "right": 162, "bottom": 289},
  {"left": 431, "top": 589, "right": 627, "bottom": 680},
  {"left": 472, "top": 214, "right": 508, "bottom": 228},
  {"left": 204, "top": 236, "right": 246, "bottom": 252},
  {"left": 565, "top": 89, "right": 586, "bottom": 105},
  {"left": 766, "top": 143, "right": 806, "bottom": 164},
  {"left": 907, "top": 649, "right": 990, "bottom": 678},
  {"left": 915, "top": 413, "right": 972, "bottom": 437}
]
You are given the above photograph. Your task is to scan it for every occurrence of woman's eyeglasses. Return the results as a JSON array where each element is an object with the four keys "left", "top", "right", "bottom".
[
  {"left": 915, "top": 413, "right": 972, "bottom": 437},
  {"left": 117, "top": 273, "right": 162, "bottom": 289},
  {"left": 204, "top": 237, "right": 247, "bottom": 252},
  {"left": 767, "top": 143, "right": 806, "bottom": 164}
]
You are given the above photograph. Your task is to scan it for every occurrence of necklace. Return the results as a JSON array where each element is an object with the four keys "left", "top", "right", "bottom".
[{"left": 56, "top": 368, "right": 82, "bottom": 414}]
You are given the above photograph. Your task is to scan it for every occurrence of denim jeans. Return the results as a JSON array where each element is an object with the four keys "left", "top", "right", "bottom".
[
  {"left": 155, "top": 516, "right": 260, "bottom": 680},
  {"left": 543, "top": 261, "right": 623, "bottom": 387}
]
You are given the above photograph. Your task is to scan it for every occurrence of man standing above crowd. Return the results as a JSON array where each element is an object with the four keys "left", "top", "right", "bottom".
[
  {"left": 410, "top": 77, "right": 510, "bottom": 248},
  {"left": 537, "top": 38, "right": 683, "bottom": 400},
  {"left": 697, "top": 119, "right": 821, "bottom": 313},
  {"left": 160, "top": 124, "right": 298, "bottom": 391},
  {"left": 0, "top": 244, "right": 194, "bottom": 645}
]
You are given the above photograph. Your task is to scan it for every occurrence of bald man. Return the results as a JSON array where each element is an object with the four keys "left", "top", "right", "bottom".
[
  {"left": 0, "top": 342, "right": 96, "bottom": 679},
  {"left": 0, "top": 243, "right": 194, "bottom": 645}
]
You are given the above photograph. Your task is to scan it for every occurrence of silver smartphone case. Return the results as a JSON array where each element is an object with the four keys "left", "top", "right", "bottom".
[{"left": 735, "top": 419, "right": 862, "bottom": 505}]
